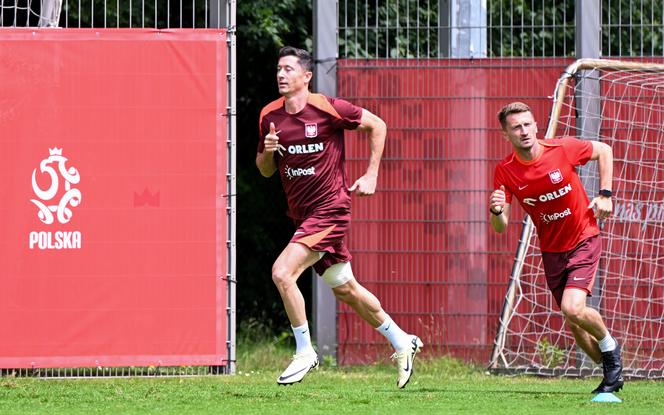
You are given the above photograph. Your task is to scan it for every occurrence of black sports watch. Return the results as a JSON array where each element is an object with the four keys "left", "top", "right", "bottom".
[{"left": 599, "top": 189, "right": 612, "bottom": 198}]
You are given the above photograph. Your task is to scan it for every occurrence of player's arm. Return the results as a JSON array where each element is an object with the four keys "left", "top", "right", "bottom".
[
  {"left": 489, "top": 185, "right": 511, "bottom": 233},
  {"left": 587, "top": 140, "right": 614, "bottom": 219},
  {"left": 349, "top": 109, "right": 386, "bottom": 196},
  {"left": 256, "top": 122, "right": 284, "bottom": 178}
]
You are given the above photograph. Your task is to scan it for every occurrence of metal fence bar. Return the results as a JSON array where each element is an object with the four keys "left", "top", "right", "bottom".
[
  {"left": 0, "top": 0, "right": 232, "bottom": 28},
  {"left": 337, "top": 0, "right": 584, "bottom": 59}
]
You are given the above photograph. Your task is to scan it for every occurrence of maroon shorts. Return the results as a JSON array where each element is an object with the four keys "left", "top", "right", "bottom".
[
  {"left": 541, "top": 235, "right": 601, "bottom": 309},
  {"left": 290, "top": 211, "right": 352, "bottom": 275}
]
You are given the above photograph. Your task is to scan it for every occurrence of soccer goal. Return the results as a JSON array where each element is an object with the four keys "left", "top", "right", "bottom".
[
  {"left": 490, "top": 58, "right": 664, "bottom": 379},
  {"left": 1, "top": 0, "right": 62, "bottom": 27}
]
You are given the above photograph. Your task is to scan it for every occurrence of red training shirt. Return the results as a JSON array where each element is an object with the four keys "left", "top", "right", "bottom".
[
  {"left": 493, "top": 137, "right": 599, "bottom": 252},
  {"left": 258, "top": 93, "right": 363, "bottom": 220}
]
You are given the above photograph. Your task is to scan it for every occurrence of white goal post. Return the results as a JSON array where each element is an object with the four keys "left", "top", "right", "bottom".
[
  {"left": 490, "top": 58, "right": 664, "bottom": 379},
  {"left": 0, "top": 0, "right": 62, "bottom": 27}
]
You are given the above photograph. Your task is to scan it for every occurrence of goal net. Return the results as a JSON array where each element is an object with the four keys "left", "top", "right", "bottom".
[
  {"left": 490, "top": 59, "right": 664, "bottom": 379},
  {"left": 1, "top": 0, "right": 62, "bottom": 27}
]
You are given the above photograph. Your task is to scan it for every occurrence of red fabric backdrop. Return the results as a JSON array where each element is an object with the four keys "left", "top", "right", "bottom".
[{"left": 0, "top": 29, "right": 228, "bottom": 368}]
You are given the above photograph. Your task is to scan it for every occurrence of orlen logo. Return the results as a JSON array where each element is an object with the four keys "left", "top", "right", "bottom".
[
  {"left": 285, "top": 164, "right": 315, "bottom": 180},
  {"left": 523, "top": 183, "right": 572, "bottom": 206},
  {"left": 29, "top": 147, "right": 82, "bottom": 250},
  {"left": 540, "top": 207, "right": 571, "bottom": 224},
  {"left": 287, "top": 142, "right": 324, "bottom": 154}
]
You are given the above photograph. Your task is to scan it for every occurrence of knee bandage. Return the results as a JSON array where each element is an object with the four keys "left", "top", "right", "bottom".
[{"left": 321, "top": 262, "right": 355, "bottom": 288}]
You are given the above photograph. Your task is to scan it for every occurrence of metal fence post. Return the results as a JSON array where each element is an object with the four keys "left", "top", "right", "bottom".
[
  {"left": 574, "top": 0, "right": 601, "bottom": 369},
  {"left": 312, "top": 0, "right": 338, "bottom": 361},
  {"left": 439, "top": 0, "right": 487, "bottom": 58}
]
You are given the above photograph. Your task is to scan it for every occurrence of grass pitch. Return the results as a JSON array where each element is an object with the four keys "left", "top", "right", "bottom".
[{"left": 0, "top": 338, "right": 661, "bottom": 415}]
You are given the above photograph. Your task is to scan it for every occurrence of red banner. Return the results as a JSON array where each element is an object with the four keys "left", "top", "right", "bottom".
[{"left": 0, "top": 29, "right": 228, "bottom": 368}]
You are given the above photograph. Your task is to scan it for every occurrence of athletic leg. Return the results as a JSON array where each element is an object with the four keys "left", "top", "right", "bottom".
[
  {"left": 272, "top": 242, "right": 321, "bottom": 385},
  {"left": 560, "top": 288, "right": 608, "bottom": 341},
  {"left": 331, "top": 278, "right": 386, "bottom": 327},
  {"left": 328, "top": 267, "right": 422, "bottom": 389},
  {"left": 272, "top": 242, "right": 321, "bottom": 327},
  {"left": 565, "top": 319, "right": 601, "bottom": 364},
  {"left": 560, "top": 288, "right": 623, "bottom": 393}
]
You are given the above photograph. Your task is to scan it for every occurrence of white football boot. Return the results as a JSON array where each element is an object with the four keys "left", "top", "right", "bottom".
[
  {"left": 392, "top": 336, "right": 423, "bottom": 389},
  {"left": 277, "top": 349, "right": 319, "bottom": 385}
]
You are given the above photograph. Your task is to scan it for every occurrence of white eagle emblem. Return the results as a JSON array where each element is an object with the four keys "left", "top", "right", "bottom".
[
  {"left": 549, "top": 169, "right": 563, "bottom": 184},
  {"left": 305, "top": 123, "right": 318, "bottom": 138}
]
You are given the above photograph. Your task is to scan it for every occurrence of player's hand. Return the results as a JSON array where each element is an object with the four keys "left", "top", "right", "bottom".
[
  {"left": 348, "top": 174, "right": 377, "bottom": 196},
  {"left": 264, "top": 122, "right": 286, "bottom": 156},
  {"left": 490, "top": 185, "right": 506, "bottom": 214},
  {"left": 588, "top": 196, "right": 613, "bottom": 220}
]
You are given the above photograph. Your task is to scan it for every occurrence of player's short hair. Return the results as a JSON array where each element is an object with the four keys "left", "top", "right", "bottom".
[
  {"left": 279, "top": 46, "right": 314, "bottom": 73},
  {"left": 498, "top": 102, "right": 532, "bottom": 129}
]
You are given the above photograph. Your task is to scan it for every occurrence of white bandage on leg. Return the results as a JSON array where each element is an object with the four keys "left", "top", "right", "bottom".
[{"left": 321, "top": 262, "right": 355, "bottom": 288}]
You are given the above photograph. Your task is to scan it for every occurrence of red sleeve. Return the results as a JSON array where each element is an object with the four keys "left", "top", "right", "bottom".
[
  {"left": 493, "top": 164, "right": 512, "bottom": 204},
  {"left": 330, "top": 98, "right": 363, "bottom": 129},
  {"left": 560, "top": 137, "right": 593, "bottom": 166}
]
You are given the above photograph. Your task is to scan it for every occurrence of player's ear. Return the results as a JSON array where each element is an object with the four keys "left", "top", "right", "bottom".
[{"left": 304, "top": 70, "right": 313, "bottom": 83}]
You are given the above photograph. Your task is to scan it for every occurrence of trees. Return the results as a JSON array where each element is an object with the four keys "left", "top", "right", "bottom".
[{"left": 235, "top": 0, "right": 313, "bottom": 331}]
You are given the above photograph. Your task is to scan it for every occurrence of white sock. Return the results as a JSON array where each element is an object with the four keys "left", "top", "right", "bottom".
[
  {"left": 376, "top": 315, "right": 411, "bottom": 351},
  {"left": 292, "top": 322, "right": 314, "bottom": 354},
  {"left": 598, "top": 333, "right": 617, "bottom": 352}
]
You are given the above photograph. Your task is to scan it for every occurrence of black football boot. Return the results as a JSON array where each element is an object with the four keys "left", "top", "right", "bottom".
[{"left": 592, "top": 342, "right": 624, "bottom": 393}]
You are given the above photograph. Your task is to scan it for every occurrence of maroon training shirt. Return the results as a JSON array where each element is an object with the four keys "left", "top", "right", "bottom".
[{"left": 258, "top": 93, "right": 363, "bottom": 220}]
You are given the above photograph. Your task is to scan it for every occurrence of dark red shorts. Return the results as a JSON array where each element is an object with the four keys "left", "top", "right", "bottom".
[
  {"left": 290, "top": 211, "right": 352, "bottom": 275},
  {"left": 541, "top": 235, "right": 601, "bottom": 309}
]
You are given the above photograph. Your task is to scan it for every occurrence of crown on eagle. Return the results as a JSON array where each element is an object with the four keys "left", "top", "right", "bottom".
[{"left": 49, "top": 147, "right": 63, "bottom": 155}]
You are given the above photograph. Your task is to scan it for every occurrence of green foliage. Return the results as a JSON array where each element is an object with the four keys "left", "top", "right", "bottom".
[
  {"left": 62, "top": 0, "right": 208, "bottom": 28},
  {"left": 602, "top": 0, "right": 664, "bottom": 56},
  {"left": 340, "top": 0, "right": 663, "bottom": 58},
  {"left": 239, "top": 0, "right": 313, "bottom": 50},
  {"left": 339, "top": 0, "right": 576, "bottom": 58},
  {"left": 537, "top": 338, "right": 566, "bottom": 368},
  {"left": 237, "top": 318, "right": 294, "bottom": 372},
  {"left": 487, "top": 0, "right": 575, "bottom": 57},
  {"left": 339, "top": 0, "right": 439, "bottom": 58}
]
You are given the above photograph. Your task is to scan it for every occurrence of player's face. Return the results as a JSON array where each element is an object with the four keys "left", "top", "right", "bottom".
[
  {"left": 502, "top": 111, "right": 539, "bottom": 152},
  {"left": 276, "top": 56, "right": 312, "bottom": 97}
]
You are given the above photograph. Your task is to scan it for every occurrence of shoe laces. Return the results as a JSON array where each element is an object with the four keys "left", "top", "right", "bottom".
[{"left": 390, "top": 350, "right": 408, "bottom": 361}]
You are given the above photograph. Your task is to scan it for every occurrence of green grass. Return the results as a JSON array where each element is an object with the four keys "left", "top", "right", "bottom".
[{"left": 0, "top": 337, "right": 662, "bottom": 415}]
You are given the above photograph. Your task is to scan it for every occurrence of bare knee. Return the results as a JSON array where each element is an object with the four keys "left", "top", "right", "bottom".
[
  {"left": 272, "top": 264, "right": 295, "bottom": 291},
  {"left": 561, "top": 302, "right": 584, "bottom": 323}
]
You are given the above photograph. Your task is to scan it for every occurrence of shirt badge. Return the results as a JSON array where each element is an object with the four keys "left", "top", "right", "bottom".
[
  {"left": 549, "top": 169, "right": 563, "bottom": 184},
  {"left": 305, "top": 123, "right": 318, "bottom": 138}
]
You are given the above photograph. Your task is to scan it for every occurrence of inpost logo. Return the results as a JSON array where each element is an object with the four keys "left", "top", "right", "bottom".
[
  {"left": 29, "top": 147, "right": 82, "bottom": 250},
  {"left": 540, "top": 207, "right": 572, "bottom": 224},
  {"left": 284, "top": 164, "right": 315, "bottom": 180}
]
